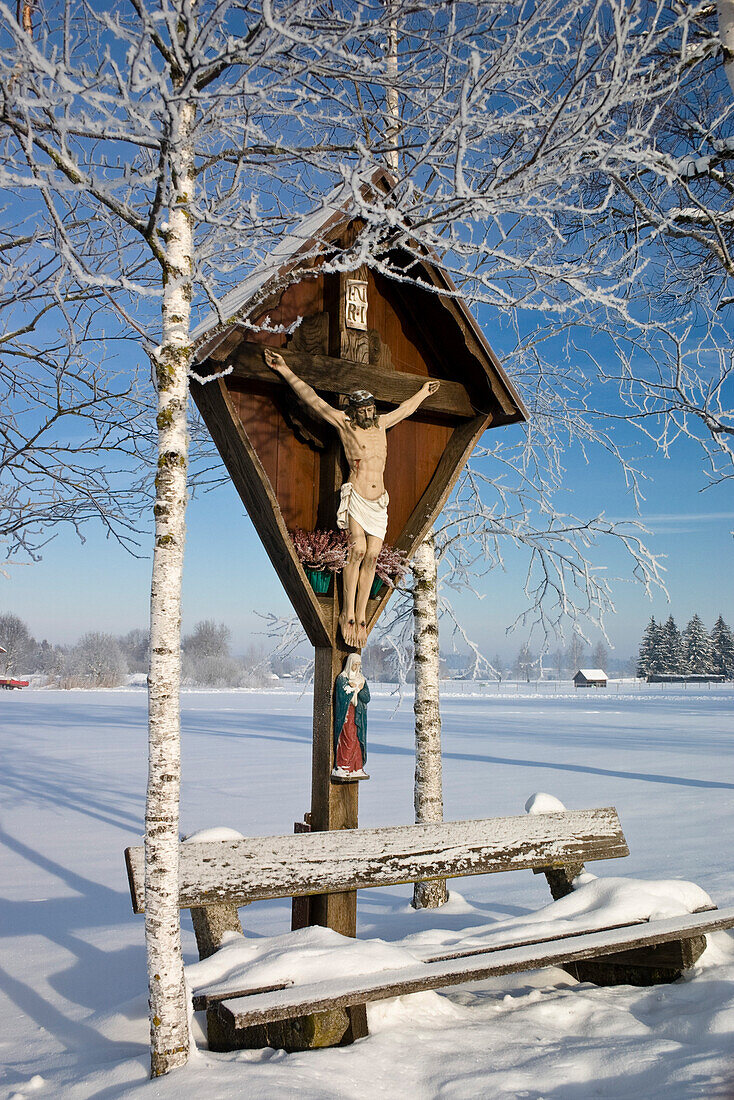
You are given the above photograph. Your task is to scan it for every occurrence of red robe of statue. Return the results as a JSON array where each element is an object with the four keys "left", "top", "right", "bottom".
[{"left": 335, "top": 703, "right": 364, "bottom": 772}]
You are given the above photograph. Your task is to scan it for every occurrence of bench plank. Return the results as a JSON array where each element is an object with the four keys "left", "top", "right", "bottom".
[
  {"left": 125, "top": 808, "right": 627, "bottom": 914},
  {"left": 215, "top": 906, "right": 734, "bottom": 1029}
]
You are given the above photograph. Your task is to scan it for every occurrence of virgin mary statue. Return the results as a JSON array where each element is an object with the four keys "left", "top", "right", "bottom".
[{"left": 332, "top": 652, "right": 370, "bottom": 782}]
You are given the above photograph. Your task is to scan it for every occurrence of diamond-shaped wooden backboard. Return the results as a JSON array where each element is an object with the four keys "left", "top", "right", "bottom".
[{"left": 191, "top": 216, "right": 526, "bottom": 650}]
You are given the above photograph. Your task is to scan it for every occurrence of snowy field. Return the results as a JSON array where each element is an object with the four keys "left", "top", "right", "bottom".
[{"left": 2, "top": 684, "right": 733, "bottom": 1098}]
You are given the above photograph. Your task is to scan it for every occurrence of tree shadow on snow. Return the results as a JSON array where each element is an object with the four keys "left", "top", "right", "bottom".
[
  {"left": 181, "top": 708, "right": 312, "bottom": 746},
  {"left": 0, "top": 830, "right": 149, "bottom": 1076},
  {"left": 175, "top": 707, "right": 734, "bottom": 792},
  {"left": 0, "top": 747, "right": 144, "bottom": 833},
  {"left": 0, "top": 827, "right": 145, "bottom": 1009},
  {"left": 367, "top": 740, "right": 734, "bottom": 791}
]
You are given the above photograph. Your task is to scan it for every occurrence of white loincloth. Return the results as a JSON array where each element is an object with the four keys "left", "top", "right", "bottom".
[{"left": 337, "top": 483, "right": 389, "bottom": 540}]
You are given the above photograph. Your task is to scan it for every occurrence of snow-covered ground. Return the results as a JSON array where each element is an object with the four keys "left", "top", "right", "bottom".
[{"left": 2, "top": 685, "right": 733, "bottom": 1098}]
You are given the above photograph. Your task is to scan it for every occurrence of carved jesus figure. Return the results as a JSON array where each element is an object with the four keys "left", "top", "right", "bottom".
[{"left": 264, "top": 348, "right": 439, "bottom": 648}]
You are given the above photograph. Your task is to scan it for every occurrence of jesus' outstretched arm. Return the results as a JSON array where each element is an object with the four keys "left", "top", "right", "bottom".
[
  {"left": 263, "top": 348, "right": 344, "bottom": 428},
  {"left": 380, "top": 379, "right": 440, "bottom": 429}
]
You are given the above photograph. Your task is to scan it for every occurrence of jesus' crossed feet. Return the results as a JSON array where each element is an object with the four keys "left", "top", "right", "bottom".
[{"left": 338, "top": 611, "right": 368, "bottom": 650}]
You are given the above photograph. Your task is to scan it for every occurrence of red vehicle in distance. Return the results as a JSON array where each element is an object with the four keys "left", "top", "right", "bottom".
[{"left": 0, "top": 644, "right": 28, "bottom": 688}]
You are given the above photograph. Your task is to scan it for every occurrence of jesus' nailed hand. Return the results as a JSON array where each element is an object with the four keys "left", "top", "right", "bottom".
[{"left": 264, "top": 347, "right": 439, "bottom": 649}]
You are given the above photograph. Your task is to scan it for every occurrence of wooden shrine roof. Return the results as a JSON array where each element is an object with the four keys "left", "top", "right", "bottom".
[
  {"left": 192, "top": 170, "right": 527, "bottom": 428},
  {"left": 189, "top": 171, "right": 528, "bottom": 648}
]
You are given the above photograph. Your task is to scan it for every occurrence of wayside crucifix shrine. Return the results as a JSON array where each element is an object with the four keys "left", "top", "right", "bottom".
[{"left": 190, "top": 171, "right": 526, "bottom": 942}]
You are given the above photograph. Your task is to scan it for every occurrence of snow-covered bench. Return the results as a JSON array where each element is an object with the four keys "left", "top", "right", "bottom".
[
  {"left": 195, "top": 906, "right": 734, "bottom": 1036},
  {"left": 124, "top": 808, "right": 734, "bottom": 1051}
]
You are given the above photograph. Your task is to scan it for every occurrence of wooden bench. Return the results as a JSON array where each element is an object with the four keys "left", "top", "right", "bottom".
[
  {"left": 204, "top": 906, "right": 734, "bottom": 1039},
  {"left": 125, "top": 807, "right": 734, "bottom": 1051}
]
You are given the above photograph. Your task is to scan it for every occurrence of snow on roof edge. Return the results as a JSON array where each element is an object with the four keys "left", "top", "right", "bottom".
[
  {"left": 190, "top": 174, "right": 374, "bottom": 345},
  {"left": 189, "top": 169, "right": 527, "bottom": 422}
]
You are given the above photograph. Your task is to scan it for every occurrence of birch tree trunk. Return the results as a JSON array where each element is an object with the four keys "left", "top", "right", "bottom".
[
  {"left": 145, "top": 90, "right": 196, "bottom": 1077},
  {"left": 718, "top": 1, "right": 734, "bottom": 97},
  {"left": 385, "top": 2, "right": 399, "bottom": 175},
  {"left": 387, "top": 20, "right": 445, "bottom": 912},
  {"left": 412, "top": 533, "right": 448, "bottom": 909}
]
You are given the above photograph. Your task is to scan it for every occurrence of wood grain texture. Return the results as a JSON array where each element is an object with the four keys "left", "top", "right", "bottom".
[
  {"left": 124, "top": 807, "right": 627, "bottom": 913},
  {"left": 245, "top": 277, "right": 324, "bottom": 351},
  {"left": 381, "top": 418, "right": 453, "bottom": 547},
  {"left": 384, "top": 252, "right": 526, "bottom": 423},
  {"left": 228, "top": 383, "right": 321, "bottom": 531},
  {"left": 365, "top": 413, "right": 489, "bottom": 637},
  {"left": 190, "top": 377, "right": 330, "bottom": 648},
  {"left": 395, "top": 415, "right": 490, "bottom": 554},
  {"left": 207, "top": 342, "right": 475, "bottom": 419},
  {"left": 309, "top": 610, "right": 359, "bottom": 937},
  {"left": 214, "top": 906, "right": 734, "bottom": 1028}
]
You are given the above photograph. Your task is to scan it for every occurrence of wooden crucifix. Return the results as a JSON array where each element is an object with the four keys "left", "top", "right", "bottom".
[
  {"left": 263, "top": 345, "right": 439, "bottom": 649},
  {"left": 190, "top": 186, "right": 526, "bottom": 949}
]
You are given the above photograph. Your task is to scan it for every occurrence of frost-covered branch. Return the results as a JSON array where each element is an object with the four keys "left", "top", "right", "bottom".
[{"left": 0, "top": 239, "right": 152, "bottom": 564}]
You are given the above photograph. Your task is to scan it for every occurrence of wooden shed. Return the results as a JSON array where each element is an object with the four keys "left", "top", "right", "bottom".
[
  {"left": 574, "top": 668, "right": 608, "bottom": 689},
  {"left": 190, "top": 170, "right": 527, "bottom": 649}
]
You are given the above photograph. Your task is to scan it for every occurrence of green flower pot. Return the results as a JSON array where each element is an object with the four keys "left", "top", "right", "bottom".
[
  {"left": 305, "top": 568, "right": 331, "bottom": 594},
  {"left": 370, "top": 577, "right": 384, "bottom": 598}
]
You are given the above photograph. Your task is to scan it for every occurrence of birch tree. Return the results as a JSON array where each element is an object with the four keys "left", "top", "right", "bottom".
[
  {"left": 411, "top": 533, "right": 448, "bottom": 909},
  {"left": 382, "top": 1, "right": 449, "bottom": 899}
]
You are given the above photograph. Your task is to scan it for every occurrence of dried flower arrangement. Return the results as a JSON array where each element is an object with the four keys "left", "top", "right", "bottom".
[
  {"left": 290, "top": 528, "right": 409, "bottom": 596},
  {"left": 374, "top": 543, "right": 409, "bottom": 589},
  {"left": 290, "top": 528, "right": 348, "bottom": 573}
]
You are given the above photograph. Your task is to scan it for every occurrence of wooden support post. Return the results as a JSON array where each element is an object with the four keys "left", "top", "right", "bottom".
[
  {"left": 296, "top": 350, "right": 369, "bottom": 1043},
  {"left": 291, "top": 815, "right": 312, "bottom": 931},
  {"left": 309, "top": 614, "right": 369, "bottom": 1043},
  {"left": 309, "top": 629, "right": 359, "bottom": 934},
  {"left": 310, "top": 301, "right": 360, "bottom": 936}
]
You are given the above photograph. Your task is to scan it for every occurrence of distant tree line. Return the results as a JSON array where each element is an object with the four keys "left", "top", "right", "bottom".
[
  {"left": 496, "top": 638, "right": 616, "bottom": 683},
  {"left": 637, "top": 614, "right": 734, "bottom": 680},
  {"left": 0, "top": 613, "right": 271, "bottom": 688}
]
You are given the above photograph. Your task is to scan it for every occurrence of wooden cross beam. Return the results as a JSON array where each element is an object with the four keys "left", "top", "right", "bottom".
[{"left": 196, "top": 340, "right": 477, "bottom": 420}]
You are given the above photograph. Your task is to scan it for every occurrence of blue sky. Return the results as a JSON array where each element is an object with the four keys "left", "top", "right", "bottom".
[{"left": 2, "top": 402, "right": 731, "bottom": 663}]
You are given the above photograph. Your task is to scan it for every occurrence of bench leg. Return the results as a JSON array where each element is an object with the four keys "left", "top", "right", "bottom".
[
  {"left": 413, "top": 879, "right": 449, "bottom": 910},
  {"left": 565, "top": 935, "right": 707, "bottom": 985},
  {"left": 345, "top": 1003, "right": 369, "bottom": 1041},
  {"left": 537, "top": 862, "right": 585, "bottom": 901},
  {"left": 537, "top": 864, "right": 708, "bottom": 985},
  {"left": 191, "top": 903, "right": 245, "bottom": 960},
  {"left": 208, "top": 1003, "right": 357, "bottom": 1053}
]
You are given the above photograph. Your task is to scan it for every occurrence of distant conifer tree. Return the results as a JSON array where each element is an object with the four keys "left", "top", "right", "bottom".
[
  {"left": 710, "top": 616, "right": 734, "bottom": 679},
  {"left": 637, "top": 617, "right": 660, "bottom": 677},
  {"left": 683, "top": 615, "right": 714, "bottom": 676},
  {"left": 659, "top": 615, "right": 685, "bottom": 675}
]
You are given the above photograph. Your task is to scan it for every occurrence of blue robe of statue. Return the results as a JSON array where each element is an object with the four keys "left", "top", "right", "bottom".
[{"left": 333, "top": 674, "right": 370, "bottom": 764}]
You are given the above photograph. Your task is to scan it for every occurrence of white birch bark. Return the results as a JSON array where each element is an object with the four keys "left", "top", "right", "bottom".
[
  {"left": 718, "top": 1, "right": 734, "bottom": 97},
  {"left": 385, "top": 3, "right": 399, "bottom": 175},
  {"left": 144, "top": 91, "right": 195, "bottom": 1077},
  {"left": 412, "top": 533, "right": 448, "bottom": 909}
]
